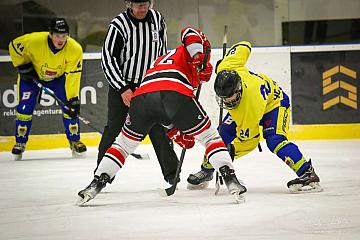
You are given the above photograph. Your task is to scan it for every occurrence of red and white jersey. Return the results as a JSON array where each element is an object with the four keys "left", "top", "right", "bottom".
[{"left": 132, "top": 44, "right": 200, "bottom": 98}]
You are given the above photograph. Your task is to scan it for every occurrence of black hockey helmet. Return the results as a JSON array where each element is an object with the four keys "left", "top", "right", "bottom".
[
  {"left": 214, "top": 70, "right": 242, "bottom": 110},
  {"left": 49, "top": 18, "right": 69, "bottom": 34}
]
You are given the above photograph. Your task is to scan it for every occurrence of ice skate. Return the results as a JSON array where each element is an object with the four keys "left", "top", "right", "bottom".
[
  {"left": 287, "top": 164, "right": 322, "bottom": 193},
  {"left": 76, "top": 173, "right": 110, "bottom": 206},
  {"left": 12, "top": 143, "right": 26, "bottom": 161},
  {"left": 187, "top": 169, "right": 214, "bottom": 190},
  {"left": 70, "top": 140, "right": 87, "bottom": 157},
  {"left": 219, "top": 165, "right": 246, "bottom": 204}
]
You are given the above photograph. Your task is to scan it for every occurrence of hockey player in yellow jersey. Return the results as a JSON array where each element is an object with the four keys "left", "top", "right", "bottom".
[
  {"left": 8, "top": 18, "right": 87, "bottom": 160},
  {"left": 187, "top": 41, "right": 322, "bottom": 193}
]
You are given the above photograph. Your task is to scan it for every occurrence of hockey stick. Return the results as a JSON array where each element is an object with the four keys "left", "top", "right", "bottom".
[
  {"left": 159, "top": 46, "right": 210, "bottom": 197},
  {"left": 159, "top": 84, "right": 202, "bottom": 197},
  {"left": 32, "top": 79, "right": 149, "bottom": 160},
  {"left": 215, "top": 25, "right": 228, "bottom": 195}
]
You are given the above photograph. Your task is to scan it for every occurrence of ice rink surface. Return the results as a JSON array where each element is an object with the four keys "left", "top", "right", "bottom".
[{"left": 0, "top": 140, "right": 359, "bottom": 240}]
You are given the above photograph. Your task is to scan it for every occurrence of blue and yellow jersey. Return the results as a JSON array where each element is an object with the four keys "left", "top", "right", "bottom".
[
  {"left": 9, "top": 32, "right": 83, "bottom": 100},
  {"left": 216, "top": 41, "right": 285, "bottom": 142}
]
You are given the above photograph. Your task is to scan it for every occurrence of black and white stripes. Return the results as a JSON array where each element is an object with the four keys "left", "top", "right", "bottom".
[{"left": 101, "top": 9, "right": 167, "bottom": 92}]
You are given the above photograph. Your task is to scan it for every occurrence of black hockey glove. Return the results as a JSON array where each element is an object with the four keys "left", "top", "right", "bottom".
[
  {"left": 65, "top": 97, "right": 80, "bottom": 119},
  {"left": 17, "top": 63, "right": 38, "bottom": 82}
]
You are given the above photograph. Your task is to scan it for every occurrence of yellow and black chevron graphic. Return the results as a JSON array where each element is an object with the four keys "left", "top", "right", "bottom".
[{"left": 322, "top": 65, "right": 357, "bottom": 110}]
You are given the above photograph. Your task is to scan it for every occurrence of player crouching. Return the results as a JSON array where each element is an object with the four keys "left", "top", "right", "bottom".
[
  {"left": 9, "top": 18, "right": 87, "bottom": 160},
  {"left": 187, "top": 41, "right": 322, "bottom": 194},
  {"left": 77, "top": 27, "right": 246, "bottom": 205}
]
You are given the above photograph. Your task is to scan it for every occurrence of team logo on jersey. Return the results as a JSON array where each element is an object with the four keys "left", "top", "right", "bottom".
[
  {"left": 17, "top": 125, "right": 28, "bottom": 137},
  {"left": 152, "top": 30, "right": 159, "bottom": 42},
  {"left": 45, "top": 70, "right": 57, "bottom": 77},
  {"left": 41, "top": 63, "right": 61, "bottom": 80},
  {"left": 322, "top": 65, "right": 357, "bottom": 110}
]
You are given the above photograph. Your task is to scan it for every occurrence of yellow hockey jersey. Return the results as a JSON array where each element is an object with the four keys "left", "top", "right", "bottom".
[
  {"left": 216, "top": 41, "right": 284, "bottom": 141},
  {"left": 9, "top": 32, "right": 83, "bottom": 100}
]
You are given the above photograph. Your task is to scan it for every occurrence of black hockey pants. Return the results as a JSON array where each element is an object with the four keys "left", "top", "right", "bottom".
[{"left": 97, "top": 87, "right": 179, "bottom": 182}]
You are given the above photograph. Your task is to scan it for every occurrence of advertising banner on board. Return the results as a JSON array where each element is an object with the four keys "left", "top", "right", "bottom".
[
  {"left": 0, "top": 60, "right": 107, "bottom": 136},
  {"left": 291, "top": 50, "right": 360, "bottom": 124}
]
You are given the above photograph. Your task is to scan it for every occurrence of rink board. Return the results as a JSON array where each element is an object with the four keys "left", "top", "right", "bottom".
[
  {"left": 1, "top": 44, "right": 360, "bottom": 151},
  {"left": 1, "top": 123, "right": 360, "bottom": 151}
]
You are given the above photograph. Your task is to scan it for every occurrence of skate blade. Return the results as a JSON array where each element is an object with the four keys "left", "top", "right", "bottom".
[
  {"left": 187, "top": 181, "right": 209, "bottom": 190},
  {"left": 72, "top": 151, "right": 87, "bottom": 158},
  {"left": 289, "top": 182, "right": 323, "bottom": 194},
  {"left": 231, "top": 190, "right": 246, "bottom": 204},
  {"left": 76, "top": 194, "right": 92, "bottom": 206},
  {"left": 12, "top": 154, "right": 23, "bottom": 161}
]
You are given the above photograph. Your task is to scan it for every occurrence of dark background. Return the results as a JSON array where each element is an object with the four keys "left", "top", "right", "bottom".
[{"left": 291, "top": 51, "right": 360, "bottom": 124}]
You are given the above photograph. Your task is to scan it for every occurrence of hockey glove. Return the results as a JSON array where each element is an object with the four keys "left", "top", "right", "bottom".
[
  {"left": 198, "top": 62, "right": 213, "bottom": 83},
  {"left": 17, "top": 63, "right": 38, "bottom": 82},
  {"left": 191, "top": 52, "right": 207, "bottom": 72},
  {"left": 166, "top": 128, "right": 195, "bottom": 149},
  {"left": 65, "top": 97, "right": 80, "bottom": 119}
]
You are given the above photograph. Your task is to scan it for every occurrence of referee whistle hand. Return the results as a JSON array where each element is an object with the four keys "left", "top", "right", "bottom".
[{"left": 121, "top": 89, "right": 133, "bottom": 107}]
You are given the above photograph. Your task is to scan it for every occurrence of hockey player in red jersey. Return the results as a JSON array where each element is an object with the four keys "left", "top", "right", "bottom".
[{"left": 77, "top": 27, "right": 246, "bottom": 205}]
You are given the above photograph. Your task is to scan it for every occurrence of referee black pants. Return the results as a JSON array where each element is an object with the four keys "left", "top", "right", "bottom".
[{"left": 97, "top": 86, "right": 179, "bottom": 182}]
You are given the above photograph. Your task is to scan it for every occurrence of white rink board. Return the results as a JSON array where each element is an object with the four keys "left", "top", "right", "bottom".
[
  {"left": 0, "top": 140, "right": 359, "bottom": 239},
  {"left": 2, "top": 44, "right": 360, "bottom": 125}
]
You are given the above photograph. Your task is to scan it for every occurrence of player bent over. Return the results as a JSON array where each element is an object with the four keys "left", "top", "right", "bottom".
[
  {"left": 8, "top": 18, "right": 87, "bottom": 160},
  {"left": 187, "top": 41, "right": 322, "bottom": 193},
  {"left": 77, "top": 28, "right": 246, "bottom": 205}
]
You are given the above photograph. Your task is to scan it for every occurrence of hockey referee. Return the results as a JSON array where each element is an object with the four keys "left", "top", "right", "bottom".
[{"left": 98, "top": 0, "right": 179, "bottom": 184}]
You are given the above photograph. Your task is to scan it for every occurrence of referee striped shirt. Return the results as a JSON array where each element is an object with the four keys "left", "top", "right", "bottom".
[{"left": 101, "top": 8, "right": 167, "bottom": 93}]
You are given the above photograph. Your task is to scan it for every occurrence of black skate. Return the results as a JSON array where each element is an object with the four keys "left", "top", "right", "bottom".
[
  {"left": 219, "top": 165, "right": 247, "bottom": 204},
  {"left": 187, "top": 169, "right": 214, "bottom": 190},
  {"left": 287, "top": 164, "right": 322, "bottom": 193},
  {"left": 76, "top": 173, "right": 110, "bottom": 206},
  {"left": 70, "top": 140, "right": 87, "bottom": 157},
  {"left": 12, "top": 143, "right": 26, "bottom": 161}
]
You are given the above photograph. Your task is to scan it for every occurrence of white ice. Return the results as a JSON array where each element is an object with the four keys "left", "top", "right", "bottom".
[{"left": 0, "top": 140, "right": 359, "bottom": 240}]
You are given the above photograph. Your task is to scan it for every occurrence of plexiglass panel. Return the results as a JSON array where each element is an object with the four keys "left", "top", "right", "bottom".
[{"left": 0, "top": 0, "right": 359, "bottom": 54}]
